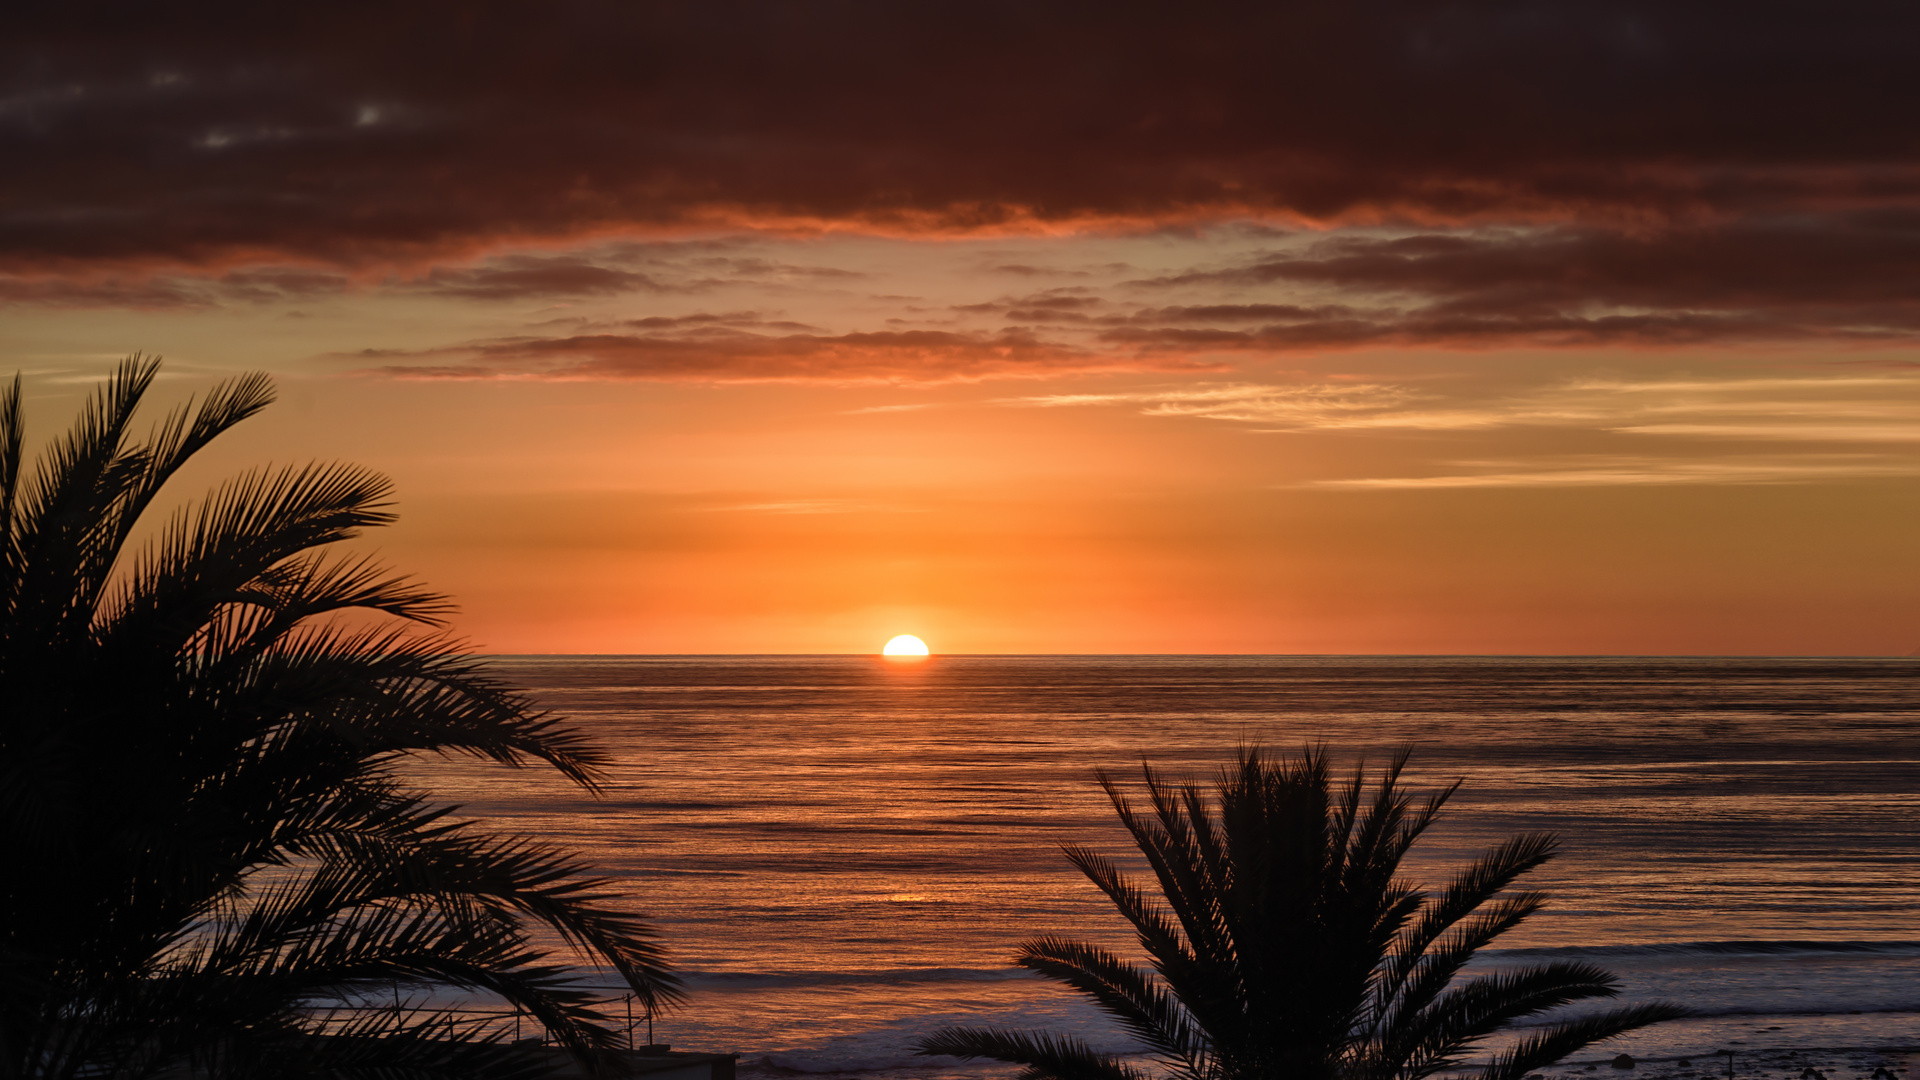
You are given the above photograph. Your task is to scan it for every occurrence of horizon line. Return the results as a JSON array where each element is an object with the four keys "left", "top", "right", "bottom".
[{"left": 474, "top": 651, "right": 1920, "bottom": 660}]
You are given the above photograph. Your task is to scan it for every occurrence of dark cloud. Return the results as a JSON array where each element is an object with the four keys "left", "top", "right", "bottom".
[
  {"left": 620, "top": 312, "right": 820, "bottom": 333},
  {"left": 1150, "top": 213, "right": 1920, "bottom": 308},
  {"left": 0, "top": 274, "right": 207, "bottom": 308},
  {"left": 6, "top": 1, "right": 1920, "bottom": 266},
  {"left": 358, "top": 327, "right": 1230, "bottom": 383},
  {"left": 1004, "top": 308, "right": 1096, "bottom": 324},
  {"left": 956, "top": 291, "right": 1102, "bottom": 322},
  {"left": 403, "top": 251, "right": 867, "bottom": 300},
  {"left": 1113, "top": 212, "right": 1920, "bottom": 346},
  {"left": 1110, "top": 304, "right": 1360, "bottom": 324},
  {"left": 988, "top": 265, "right": 1083, "bottom": 278},
  {"left": 217, "top": 268, "right": 350, "bottom": 301},
  {"left": 409, "top": 255, "right": 663, "bottom": 299},
  {"left": 697, "top": 258, "right": 865, "bottom": 282},
  {"left": 0, "top": 265, "right": 347, "bottom": 308},
  {"left": 1098, "top": 311, "right": 1836, "bottom": 351},
  {"left": 0, "top": 245, "right": 868, "bottom": 308}
]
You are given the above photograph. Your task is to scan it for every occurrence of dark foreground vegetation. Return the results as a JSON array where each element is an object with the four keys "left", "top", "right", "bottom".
[
  {"left": 918, "top": 747, "right": 1687, "bottom": 1080},
  {"left": 0, "top": 359, "right": 679, "bottom": 1080}
]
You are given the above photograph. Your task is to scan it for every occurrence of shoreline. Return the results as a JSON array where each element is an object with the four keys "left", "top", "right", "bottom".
[
  {"left": 1539, "top": 1048, "right": 1917, "bottom": 1080},
  {"left": 720, "top": 1047, "right": 1920, "bottom": 1080}
]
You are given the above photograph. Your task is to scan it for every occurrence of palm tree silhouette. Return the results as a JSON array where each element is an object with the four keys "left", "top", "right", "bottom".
[
  {"left": 0, "top": 358, "right": 680, "bottom": 1079},
  {"left": 917, "top": 747, "right": 1685, "bottom": 1080}
]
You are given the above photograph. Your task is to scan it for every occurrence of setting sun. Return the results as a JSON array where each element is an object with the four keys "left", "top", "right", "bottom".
[{"left": 882, "top": 634, "right": 930, "bottom": 657}]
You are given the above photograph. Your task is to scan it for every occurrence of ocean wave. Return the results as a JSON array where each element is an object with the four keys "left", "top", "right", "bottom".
[
  {"left": 1488, "top": 939, "right": 1920, "bottom": 959},
  {"left": 736, "top": 1012, "right": 1920, "bottom": 1080},
  {"left": 746, "top": 1042, "right": 1146, "bottom": 1076},
  {"left": 681, "top": 942, "right": 1920, "bottom": 988},
  {"left": 652, "top": 942, "right": 1920, "bottom": 992},
  {"left": 684, "top": 967, "right": 1033, "bottom": 989},
  {"left": 1501, "top": 1002, "right": 1920, "bottom": 1028},
  {"left": 1669, "top": 1003, "right": 1920, "bottom": 1020},
  {"left": 751, "top": 1051, "right": 953, "bottom": 1075}
]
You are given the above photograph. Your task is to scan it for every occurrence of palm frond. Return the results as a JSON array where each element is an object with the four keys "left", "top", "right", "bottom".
[
  {"left": 96, "top": 460, "right": 399, "bottom": 654},
  {"left": 1016, "top": 936, "right": 1207, "bottom": 1072},
  {"left": 1381, "top": 832, "right": 1558, "bottom": 995},
  {"left": 1108, "top": 767, "right": 1234, "bottom": 974},
  {"left": 916, "top": 1026, "right": 1150, "bottom": 1080},
  {"left": 6, "top": 356, "right": 156, "bottom": 650},
  {"left": 1369, "top": 833, "right": 1559, "bottom": 1042},
  {"left": 1387, "top": 961, "right": 1635, "bottom": 1079},
  {"left": 188, "top": 621, "right": 608, "bottom": 788},
  {"left": 1060, "top": 845, "right": 1191, "bottom": 976},
  {"left": 1479, "top": 1003, "right": 1695, "bottom": 1080},
  {"left": 1094, "top": 770, "right": 1248, "bottom": 1046},
  {"left": 0, "top": 373, "right": 24, "bottom": 602}
]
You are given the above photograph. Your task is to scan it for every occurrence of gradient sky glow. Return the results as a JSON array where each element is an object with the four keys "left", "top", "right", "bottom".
[{"left": 6, "top": 2, "right": 1919, "bottom": 654}]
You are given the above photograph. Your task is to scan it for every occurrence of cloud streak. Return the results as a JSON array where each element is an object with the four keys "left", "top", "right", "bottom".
[
  {"left": 1013, "top": 374, "right": 1920, "bottom": 487},
  {"left": 1013, "top": 383, "right": 1432, "bottom": 425},
  {"left": 1019, "top": 375, "right": 1920, "bottom": 434},
  {"left": 407, "top": 256, "right": 666, "bottom": 300},
  {"left": 361, "top": 328, "right": 1232, "bottom": 384},
  {"left": 0, "top": 267, "right": 348, "bottom": 309},
  {"left": 1310, "top": 456, "right": 1920, "bottom": 489}
]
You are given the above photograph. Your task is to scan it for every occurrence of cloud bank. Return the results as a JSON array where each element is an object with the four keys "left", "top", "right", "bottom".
[{"left": 7, "top": 1, "right": 1920, "bottom": 269}]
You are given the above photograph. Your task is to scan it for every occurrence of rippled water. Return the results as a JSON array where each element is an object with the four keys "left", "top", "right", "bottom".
[{"left": 410, "top": 656, "right": 1920, "bottom": 1075}]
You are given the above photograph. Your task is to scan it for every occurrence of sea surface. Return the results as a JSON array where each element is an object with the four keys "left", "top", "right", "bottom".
[{"left": 408, "top": 656, "right": 1920, "bottom": 1077}]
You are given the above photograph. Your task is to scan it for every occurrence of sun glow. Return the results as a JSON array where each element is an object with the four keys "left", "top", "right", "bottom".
[{"left": 882, "top": 634, "right": 930, "bottom": 658}]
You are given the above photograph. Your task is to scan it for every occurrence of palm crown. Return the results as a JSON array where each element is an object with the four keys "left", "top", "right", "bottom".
[
  {"left": 0, "top": 358, "right": 680, "bottom": 1080},
  {"left": 918, "top": 747, "right": 1685, "bottom": 1080}
]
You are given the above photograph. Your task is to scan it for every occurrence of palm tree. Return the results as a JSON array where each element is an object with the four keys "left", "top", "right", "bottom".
[
  {"left": 917, "top": 747, "right": 1685, "bottom": 1080},
  {"left": 0, "top": 358, "right": 681, "bottom": 1080}
]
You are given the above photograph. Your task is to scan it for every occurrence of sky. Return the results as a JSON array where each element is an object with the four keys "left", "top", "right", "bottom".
[{"left": 4, "top": 1, "right": 1919, "bottom": 655}]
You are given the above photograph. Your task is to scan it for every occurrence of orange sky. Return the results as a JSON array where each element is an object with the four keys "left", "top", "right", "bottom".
[
  {"left": 7, "top": 5, "right": 1920, "bottom": 654},
  {"left": 8, "top": 239, "right": 1917, "bottom": 655}
]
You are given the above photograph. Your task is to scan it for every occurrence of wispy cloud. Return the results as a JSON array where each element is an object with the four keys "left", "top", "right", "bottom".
[
  {"left": 843, "top": 402, "right": 943, "bottom": 414},
  {"left": 1008, "top": 373, "right": 1920, "bottom": 487},
  {"left": 1310, "top": 456, "right": 1920, "bottom": 489},
  {"left": 1008, "top": 383, "right": 1430, "bottom": 426},
  {"left": 1009, "top": 375, "right": 1920, "bottom": 440},
  {"left": 698, "top": 501, "right": 863, "bottom": 514},
  {"left": 691, "top": 499, "right": 929, "bottom": 514}
]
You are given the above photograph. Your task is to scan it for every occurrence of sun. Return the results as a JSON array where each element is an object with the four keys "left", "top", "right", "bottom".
[{"left": 882, "top": 634, "right": 930, "bottom": 658}]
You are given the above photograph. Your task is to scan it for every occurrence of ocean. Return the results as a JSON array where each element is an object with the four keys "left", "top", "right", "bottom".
[{"left": 410, "top": 656, "right": 1920, "bottom": 1077}]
